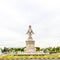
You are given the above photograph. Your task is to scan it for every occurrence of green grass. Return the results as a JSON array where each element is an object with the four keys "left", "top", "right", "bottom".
[{"left": 0, "top": 53, "right": 60, "bottom": 59}]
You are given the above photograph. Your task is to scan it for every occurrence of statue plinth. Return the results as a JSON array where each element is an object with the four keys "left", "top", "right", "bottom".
[
  {"left": 24, "top": 39, "right": 36, "bottom": 53},
  {"left": 24, "top": 25, "right": 36, "bottom": 53}
]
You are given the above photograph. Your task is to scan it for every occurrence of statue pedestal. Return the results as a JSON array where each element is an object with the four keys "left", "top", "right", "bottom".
[
  {"left": 24, "top": 25, "right": 36, "bottom": 53},
  {"left": 24, "top": 39, "right": 36, "bottom": 53}
]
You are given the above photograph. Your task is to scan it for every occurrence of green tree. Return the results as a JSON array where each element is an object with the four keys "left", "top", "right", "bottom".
[{"left": 36, "top": 47, "right": 40, "bottom": 51}]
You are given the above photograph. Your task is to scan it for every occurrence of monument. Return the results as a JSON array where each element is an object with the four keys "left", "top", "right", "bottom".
[{"left": 24, "top": 25, "right": 36, "bottom": 53}]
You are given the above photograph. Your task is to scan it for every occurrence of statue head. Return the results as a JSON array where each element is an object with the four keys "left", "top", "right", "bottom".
[{"left": 29, "top": 25, "right": 31, "bottom": 28}]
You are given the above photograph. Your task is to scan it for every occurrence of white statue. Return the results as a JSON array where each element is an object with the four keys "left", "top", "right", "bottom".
[{"left": 26, "top": 25, "right": 34, "bottom": 39}]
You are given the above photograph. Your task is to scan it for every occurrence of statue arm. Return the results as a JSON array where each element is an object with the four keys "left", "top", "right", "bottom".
[
  {"left": 31, "top": 30, "right": 34, "bottom": 34},
  {"left": 26, "top": 30, "right": 29, "bottom": 34}
]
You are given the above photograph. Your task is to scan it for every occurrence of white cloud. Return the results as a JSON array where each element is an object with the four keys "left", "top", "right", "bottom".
[{"left": 0, "top": 0, "right": 60, "bottom": 48}]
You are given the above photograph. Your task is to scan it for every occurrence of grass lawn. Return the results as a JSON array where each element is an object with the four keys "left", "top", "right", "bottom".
[{"left": 0, "top": 53, "right": 60, "bottom": 59}]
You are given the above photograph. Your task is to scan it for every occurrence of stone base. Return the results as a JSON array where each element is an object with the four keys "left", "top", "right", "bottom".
[
  {"left": 24, "top": 39, "right": 36, "bottom": 53},
  {"left": 24, "top": 47, "right": 36, "bottom": 53}
]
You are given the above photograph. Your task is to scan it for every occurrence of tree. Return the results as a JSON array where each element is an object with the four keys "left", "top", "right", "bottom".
[{"left": 36, "top": 47, "right": 40, "bottom": 51}]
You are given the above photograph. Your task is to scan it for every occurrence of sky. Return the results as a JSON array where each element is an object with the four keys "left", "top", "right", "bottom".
[{"left": 0, "top": 0, "right": 60, "bottom": 48}]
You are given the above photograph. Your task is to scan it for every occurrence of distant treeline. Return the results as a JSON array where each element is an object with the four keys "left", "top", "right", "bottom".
[
  {"left": 42, "top": 46, "right": 60, "bottom": 54},
  {"left": 2, "top": 46, "right": 60, "bottom": 53}
]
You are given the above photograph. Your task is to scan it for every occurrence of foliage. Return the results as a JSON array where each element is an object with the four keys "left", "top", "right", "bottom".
[
  {"left": 43, "top": 46, "right": 60, "bottom": 53},
  {"left": 35, "top": 47, "right": 40, "bottom": 51},
  {"left": 2, "top": 46, "right": 60, "bottom": 53}
]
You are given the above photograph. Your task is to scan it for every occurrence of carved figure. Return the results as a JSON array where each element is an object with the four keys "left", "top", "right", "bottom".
[{"left": 26, "top": 25, "right": 34, "bottom": 39}]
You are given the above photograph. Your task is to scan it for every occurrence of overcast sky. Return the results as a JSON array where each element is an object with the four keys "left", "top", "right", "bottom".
[{"left": 0, "top": 0, "right": 60, "bottom": 48}]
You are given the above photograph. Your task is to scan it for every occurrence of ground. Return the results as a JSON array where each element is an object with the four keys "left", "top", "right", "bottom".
[{"left": 0, "top": 53, "right": 60, "bottom": 59}]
